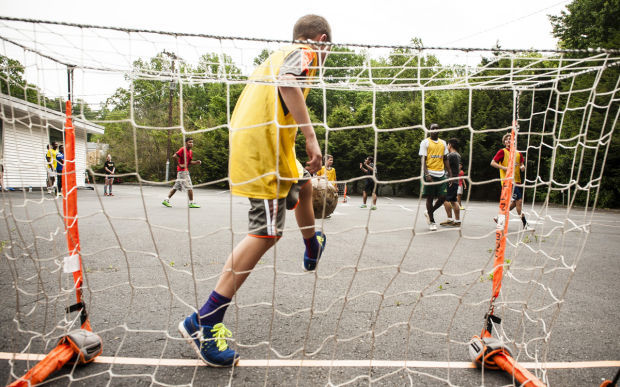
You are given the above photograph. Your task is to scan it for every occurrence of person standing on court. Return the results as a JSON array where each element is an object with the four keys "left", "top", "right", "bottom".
[
  {"left": 46, "top": 142, "right": 58, "bottom": 194},
  {"left": 359, "top": 156, "right": 377, "bottom": 210},
  {"left": 103, "top": 154, "right": 115, "bottom": 196},
  {"left": 56, "top": 144, "right": 64, "bottom": 197},
  {"left": 419, "top": 124, "right": 451, "bottom": 231},
  {"left": 440, "top": 138, "right": 461, "bottom": 227},
  {"left": 490, "top": 133, "right": 531, "bottom": 230},
  {"left": 162, "top": 137, "right": 201, "bottom": 208}
]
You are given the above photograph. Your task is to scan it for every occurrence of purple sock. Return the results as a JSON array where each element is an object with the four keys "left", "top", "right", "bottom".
[
  {"left": 198, "top": 290, "right": 231, "bottom": 327},
  {"left": 304, "top": 234, "right": 320, "bottom": 259}
]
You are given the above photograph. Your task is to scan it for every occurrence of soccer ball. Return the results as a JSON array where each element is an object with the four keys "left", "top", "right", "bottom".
[{"left": 312, "top": 178, "right": 338, "bottom": 218}]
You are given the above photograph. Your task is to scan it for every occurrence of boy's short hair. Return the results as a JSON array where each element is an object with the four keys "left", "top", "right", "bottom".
[
  {"left": 447, "top": 138, "right": 459, "bottom": 150},
  {"left": 430, "top": 123, "right": 440, "bottom": 130},
  {"left": 367, "top": 156, "right": 374, "bottom": 162},
  {"left": 324, "top": 154, "right": 333, "bottom": 162},
  {"left": 502, "top": 133, "right": 511, "bottom": 143},
  {"left": 293, "top": 14, "right": 331, "bottom": 42},
  {"left": 185, "top": 137, "right": 193, "bottom": 143}
]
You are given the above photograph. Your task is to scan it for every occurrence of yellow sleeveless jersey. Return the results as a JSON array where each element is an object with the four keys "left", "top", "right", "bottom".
[
  {"left": 317, "top": 166, "right": 336, "bottom": 182},
  {"left": 46, "top": 148, "right": 57, "bottom": 169},
  {"left": 425, "top": 138, "right": 446, "bottom": 173},
  {"left": 498, "top": 148, "right": 523, "bottom": 184},
  {"left": 229, "top": 44, "right": 318, "bottom": 199}
]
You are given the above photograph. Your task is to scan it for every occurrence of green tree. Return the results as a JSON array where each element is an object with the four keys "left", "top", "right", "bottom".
[{"left": 550, "top": 0, "right": 620, "bottom": 50}]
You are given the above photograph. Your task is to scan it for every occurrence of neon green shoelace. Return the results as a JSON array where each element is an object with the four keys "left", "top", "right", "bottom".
[
  {"left": 209, "top": 323, "right": 232, "bottom": 351},
  {"left": 316, "top": 235, "right": 325, "bottom": 245}
]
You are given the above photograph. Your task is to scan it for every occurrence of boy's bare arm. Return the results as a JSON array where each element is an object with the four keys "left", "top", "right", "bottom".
[
  {"left": 490, "top": 160, "right": 506, "bottom": 171},
  {"left": 421, "top": 156, "right": 430, "bottom": 182},
  {"left": 278, "top": 74, "right": 321, "bottom": 174},
  {"left": 173, "top": 153, "right": 185, "bottom": 169}
]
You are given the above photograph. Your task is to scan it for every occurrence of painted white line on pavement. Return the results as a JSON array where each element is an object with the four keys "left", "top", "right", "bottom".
[{"left": 1, "top": 353, "right": 617, "bottom": 369}]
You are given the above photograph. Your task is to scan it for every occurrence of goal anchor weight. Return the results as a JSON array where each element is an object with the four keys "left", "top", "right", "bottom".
[
  {"left": 469, "top": 314, "right": 546, "bottom": 387},
  {"left": 9, "top": 330, "right": 103, "bottom": 387}
]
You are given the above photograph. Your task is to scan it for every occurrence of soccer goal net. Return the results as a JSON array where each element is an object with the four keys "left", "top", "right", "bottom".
[{"left": 0, "top": 17, "right": 618, "bottom": 386}]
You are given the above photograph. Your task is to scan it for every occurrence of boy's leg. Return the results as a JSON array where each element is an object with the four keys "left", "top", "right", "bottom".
[
  {"left": 57, "top": 173, "right": 62, "bottom": 194},
  {"left": 432, "top": 195, "right": 446, "bottom": 214},
  {"left": 214, "top": 236, "right": 276, "bottom": 298},
  {"left": 426, "top": 196, "right": 436, "bottom": 223},
  {"left": 294, "top": 179, "right": 327, "bottom": 270},
  {"left": 372, "top": 192, "right": 377, "bottom": 207},
  {"left": 515, "top": 199, "right": 528, "bottom": 227},
  {"left": 443, "top": 201, "right": 453, "bottom": 218},
  {"left": 295, "top": 181, "right": 315, "bottom": 239},
  {"left": 180, "top": 197, "right": 284, "bottom": 367},
  {"left": 452, "top": 202, "right": 460, "bottom": 222},
  {"left": 361, "top": 191, "right": 368, "bottom": 206}
]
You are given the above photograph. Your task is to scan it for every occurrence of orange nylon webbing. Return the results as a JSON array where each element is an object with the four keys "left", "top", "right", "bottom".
[
  {"left": 63, "top": 100, "right": 90, "bottom": 330},
  {"left": 492, "top": 123, "right": 516, "bottom": 299}
]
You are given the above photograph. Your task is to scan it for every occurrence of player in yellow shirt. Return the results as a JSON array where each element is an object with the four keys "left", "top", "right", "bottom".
[
  {"left": 178, "top": 14, "right": 331, "bottom": 368},
  {"left": 45, "top": 142, "right": 58, "bottom": 194},
  {"left": 317, "top": 154, "right": 337, "bottom": 187},
  {"left": 419, "top": 124, "right": 452, "bottom": 231},
  {"left": 491, "top": 133, "right": 531, "bottom": 230}
]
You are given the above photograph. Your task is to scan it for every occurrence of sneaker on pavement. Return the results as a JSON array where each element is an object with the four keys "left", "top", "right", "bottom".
[
  {"left": 371, "top": 206, "right": 377, "bottom": 210},
  {"left": 524, "top": 223, "right": 534, "bottom": 231},
  {"left": 460, "top": 206, "right": 465, "bottom": 210},
  {"left": 439, "top": 220, "right": 454, "bottom": 226},
  {"left": 360, "top": 204, "right": 367, "bottom": 208},
  {"left": 452, "top": 221, "right": 462, "bottom": 227},
  {"left": 303, "top": 231, "right": 327, "bottom": 271},
  {"left": 189, "top": 203, "right": 201, "bottom": 208},
  {"left": 162, "top": 199, "right": 172, "bottom": 207},
  {"left": 424, "top": 211, "right": 431, "bottom": 225},
  {"left": 429, "top": 222, "right": 438, "bottom": 231},
  {"left": 178, "top": 313, "right": 239, "bottom": 367}
]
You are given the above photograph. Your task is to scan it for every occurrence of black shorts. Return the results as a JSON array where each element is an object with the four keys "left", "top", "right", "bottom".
[
  {"left": 446, "top": 181, "right": 458, "bottom": 202},
  {"left": 364, "top": 177, "right": 376, "bottom": 194}
]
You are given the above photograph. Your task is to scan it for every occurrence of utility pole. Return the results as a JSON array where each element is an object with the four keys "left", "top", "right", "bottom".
[{"left": 162, "top": 50, "right": 178, "bottom": 182}]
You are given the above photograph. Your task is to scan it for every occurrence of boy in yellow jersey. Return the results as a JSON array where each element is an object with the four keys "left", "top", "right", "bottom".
[
  {"left": 45, "top": 142, "right": 58, "bottom": 194},
  {"left": 317, "top": 154, "right": 337, "bottom": 188},
  {"left": 178, "top": 15, "right": 331, "bottom": 367},
  {"left": 419, "top": 124, "right": 452, "bottom": 231},
  {"left": 491, "top": 133, "right": 530, "bottom": 229}
]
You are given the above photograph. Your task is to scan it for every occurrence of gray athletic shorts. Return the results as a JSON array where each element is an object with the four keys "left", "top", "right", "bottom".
[
  {"left": 248, "top": 169, "right": 311, "bottom": 238},
  {"left": 173, "top": 171, "right": 193, "bottom": 191}
]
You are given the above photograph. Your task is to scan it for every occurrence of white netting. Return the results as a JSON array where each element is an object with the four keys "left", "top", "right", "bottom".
[{"left": 0, "top": 17, "right": 618, "bottom": 386}]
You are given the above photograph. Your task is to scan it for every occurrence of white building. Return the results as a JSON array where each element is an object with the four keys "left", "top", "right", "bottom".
[{"left": 0, "top": 94, "right": 104, "bottom": 189}]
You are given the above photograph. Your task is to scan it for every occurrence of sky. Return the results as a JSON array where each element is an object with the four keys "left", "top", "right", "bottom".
[
  {"left": 0, "top": 0, "right": 572, "bottom": 104},
  {"left": 1, "top": 0, "right": 570, "bottom": 49}
]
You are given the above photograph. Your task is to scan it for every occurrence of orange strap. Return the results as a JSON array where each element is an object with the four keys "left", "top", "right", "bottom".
[
  {"left": 10, "top": 100, "right": 95, "bottom": 386},
  {"left": 492, "top": 124, "right": 516, "bottom": 299},
  {"left": 9, "top": 343, "right": 74, "bottom": 387}
]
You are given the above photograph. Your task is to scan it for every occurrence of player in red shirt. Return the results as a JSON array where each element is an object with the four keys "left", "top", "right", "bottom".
[{"left": 162, "top": 138, "right": 202, "bottom": 208}]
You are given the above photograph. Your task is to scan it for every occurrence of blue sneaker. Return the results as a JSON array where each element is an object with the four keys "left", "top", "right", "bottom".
[
  {"left": 178, "top": 313, "right": 239, "bottom": 367},
  {"left": 303, "top": 231, "right": 327, "bottom": 271}
]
